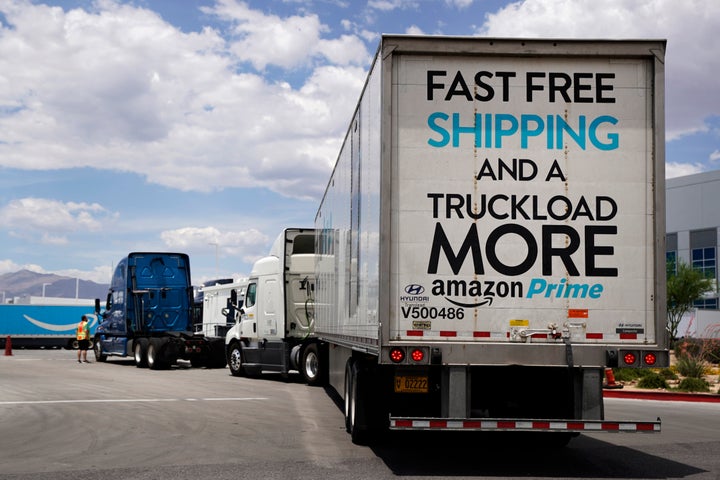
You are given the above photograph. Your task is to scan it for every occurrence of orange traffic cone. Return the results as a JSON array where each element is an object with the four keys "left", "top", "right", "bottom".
[
  {"left": 603, "top": 367, "right": 623, "bottom": 389},
  {"left": 4, "top": 336, "right": 12, "bottom": 356}
]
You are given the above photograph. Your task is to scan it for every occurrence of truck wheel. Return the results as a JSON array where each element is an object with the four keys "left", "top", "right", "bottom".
[
  {"left": 147, "top": 338, "right": 166, "bottom": 370},
  {"left": 228, "top": 342, "right": 245, "bottom": 376},
  {"left": 301, "top": 343, "right": 323, "bottom": 386},
  {"left": 210, "top": 342, "right": 228, "bottom": 369},
  {"left": 201, "top": 340, "right": 227, "bottom": 369},
  {"left": 348, "top": 361, "right": 368, "bottom": 445},
  {"left": 94, "top": 337, "right": 107, "bottom": 362},
  {"left": 133, "top": 339, "right": 148, "bottom": 368},
  {"left": 344, "top": 361, "right": 353, "bottom": 433}
]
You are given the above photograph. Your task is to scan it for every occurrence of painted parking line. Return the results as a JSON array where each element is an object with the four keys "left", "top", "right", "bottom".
[{"left": 0, "top": 397, "right": 268, "bottom": 405}]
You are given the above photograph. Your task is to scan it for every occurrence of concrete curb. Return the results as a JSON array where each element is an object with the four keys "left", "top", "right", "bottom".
[{"left": 603, "top": 388, "right": 720, "bottom": 403}]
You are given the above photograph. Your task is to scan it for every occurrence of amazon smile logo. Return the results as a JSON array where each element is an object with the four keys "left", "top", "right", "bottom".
[
  {"left": 430, "top": 278, "right": 524, "bottom": 307},
  {"left": 23, "top": 314, "right": 98, "bottom": 332}
]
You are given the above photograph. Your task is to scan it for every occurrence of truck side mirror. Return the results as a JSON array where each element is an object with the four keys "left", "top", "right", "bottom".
[
  {"left": 94, "top": 298, "right": 101, "bottom": 314},
  {"left": 230, "top": 289, "right": 238, "bottom": 306}
]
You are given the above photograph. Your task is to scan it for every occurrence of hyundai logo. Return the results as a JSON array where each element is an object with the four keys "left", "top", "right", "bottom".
[{"left": 404, "top": 284, "right": 425, "bottom": 295}]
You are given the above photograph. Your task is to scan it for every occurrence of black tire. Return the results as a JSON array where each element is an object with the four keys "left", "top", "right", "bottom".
[
  {"left": 133, "top": 338, "right": 148, "bottom": 368},
  {"left": 348, "top": 361, "right": 368, "bottom": 444},
  {"left": 93, "top": 336, "right": 107, "bottom": 362},
  {"left": 147, "top": 338, "right": 167, "bottom": 370},
  {"left": 227, "top": 342, "right": 245, "bottom": 376},
  {"left": 344, "top": 360, "right": 353, "bottom": 433},
  {"left": 301, "top": 343, "right": 323, "bottom": 386},
  {"left": 209, "top": 340, "right": 227, "bottom": 368}
]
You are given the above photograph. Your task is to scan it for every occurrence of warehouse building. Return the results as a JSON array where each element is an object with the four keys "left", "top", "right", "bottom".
[{"left": 666, "top": 169, "right": 720, "bottom": 338}]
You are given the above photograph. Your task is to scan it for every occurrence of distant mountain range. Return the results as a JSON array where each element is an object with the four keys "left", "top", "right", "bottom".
[{"left": 0, "top": 270, "right": 109, "bottom": 303}]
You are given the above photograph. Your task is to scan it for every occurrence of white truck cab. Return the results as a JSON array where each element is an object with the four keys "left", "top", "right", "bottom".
[{"left": 225, "top": 228, "right": 321, "bottom": 383}]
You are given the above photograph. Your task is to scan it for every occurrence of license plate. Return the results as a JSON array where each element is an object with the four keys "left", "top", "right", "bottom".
[{"left": 394, "top": 375, "right": 428, "bottom": 393}]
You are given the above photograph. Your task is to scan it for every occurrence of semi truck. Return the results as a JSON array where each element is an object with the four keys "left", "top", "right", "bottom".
[
  {"left": 224, "top": 228, "right": 322, "bottom": 383},
  {"left": 93, "top": 252, "right": 225, "bottom": 369},
  {"left": 193, "top": 278, "right": 235, "bottom": 337},
  {"left": 198, "top": 279, "right": 245, "bottom": 340},
  {"left": 0, "top": 303, "right": 98, "bottom": 349},
  {"left": 313, "top": 36, "right": 669, "bottom": 444}
]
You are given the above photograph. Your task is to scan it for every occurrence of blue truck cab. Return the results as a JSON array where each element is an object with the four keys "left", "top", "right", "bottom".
[{"left": 94, "top": 252, "right": 224, "bottom": 369}]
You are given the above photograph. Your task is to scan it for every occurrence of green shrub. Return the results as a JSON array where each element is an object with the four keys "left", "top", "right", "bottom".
[
  {"left": 676, "top": 377, "right": 710, "bottom": 392},
  {"left": 658, "top": 368, "right": 678, "bottom": 381},
  {"left": 637, "top": 373, "right": 668, "bottom": 389},
  {"left": 675, "top": 355, "right": 706, "bottom": 378},
  {"left": 612, "top": 368, "right": 642, "bottom": 382}
]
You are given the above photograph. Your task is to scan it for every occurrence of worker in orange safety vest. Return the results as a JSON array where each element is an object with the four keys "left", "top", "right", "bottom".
[{"left": 76, "top": 315, "right": 90, "bottom": 364}]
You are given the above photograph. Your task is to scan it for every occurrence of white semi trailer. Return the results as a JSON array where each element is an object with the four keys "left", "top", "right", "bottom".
[{"left": 314, "top": 35, "right": 669, "bottom": 444}]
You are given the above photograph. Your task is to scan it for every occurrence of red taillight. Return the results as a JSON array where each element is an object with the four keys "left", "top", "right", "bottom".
[
  {"left": 623, "top": 352, "right": 637, "bottom": 365},
  {"left": 410, "top": 348, "right": 424, "bottom": 362},
  {"left": 644, "top": 353, "right": 657, "bottom": 366},
  {"left": 389, "top": 348, "right": 405, "bottom": 363}
]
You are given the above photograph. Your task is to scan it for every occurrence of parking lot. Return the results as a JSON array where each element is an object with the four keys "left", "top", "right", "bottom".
[{"left": 2, "top": 349, "right": 719, "bottom": 480}]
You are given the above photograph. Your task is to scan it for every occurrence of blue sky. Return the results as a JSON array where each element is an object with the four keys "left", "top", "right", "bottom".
[{"left": 0, "top": 0, "right": 719, "bottom": 288}]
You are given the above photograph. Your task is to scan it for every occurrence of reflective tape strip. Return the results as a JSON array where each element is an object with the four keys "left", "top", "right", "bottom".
[{"left": 390, "top": 418, "right": 661, "bottom": 433}]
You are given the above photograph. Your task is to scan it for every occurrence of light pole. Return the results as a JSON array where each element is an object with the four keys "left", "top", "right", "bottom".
[
  {"left": 1, "top": 291, "right": 5, "bottom": 304},
  {"left": 42, "top": 283, "right": 51, "bottom": 297},
  {"left": 208, "top": 242, "right": 219, "bottom": 278}
]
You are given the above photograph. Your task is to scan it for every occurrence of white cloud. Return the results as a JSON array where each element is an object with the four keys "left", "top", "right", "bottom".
[
  {"left": 0, "top": 259, "right": 24, "bottom": 275},
  {"left": 445, "top": 0, "right": 474, "bottom": 7},
  {"left": 0, "top": 198, "right": 113, "bottom": 244},
  {"left": 478, "top": 0, "right": 720, "bottom": 144},
  {"left": 315, "top": 34, "right": 370, "bottom": 66},
  {"left": 0, "top": 0, "right": 369, "bottom": 200},
  {"left": 160, "top": 226, "right": 270, "bottom": 264},
  {"left": 205, "top": 0, "right": 326, "bottom": 70},
  {"left": 666, "top": 162, "right": 704, "bottom": 179},
  {"left": 201, "top": 0, "right": 369, "bottom": 70},
  {"left": 710, "top": 150, "right": 720, "bottom": 162},
  {"left": 53, "top": 265, "right": 114, "bottom": 284},
  {"left": 405, "top": 25, "right": 424, "bottom": 35},
  {"left": 368, "top": 0, "right": 416, "bottom": 12},
  {"left": 0, "top": 259, "right": 110, "bottom": 283}
]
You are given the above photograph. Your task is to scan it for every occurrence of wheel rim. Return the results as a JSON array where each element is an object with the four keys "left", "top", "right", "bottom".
[
  {"left": 134, "top": 343, "right": 142, "bottom": 363},
  {"left": 94, "top": 340, "right": 101, "bottom": 359},
  {"left": 304, "top": 351, "right": 319, "bottom": 380},
  {"left": 230, "top": 347, "right": 242, "bottom": 372}
]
